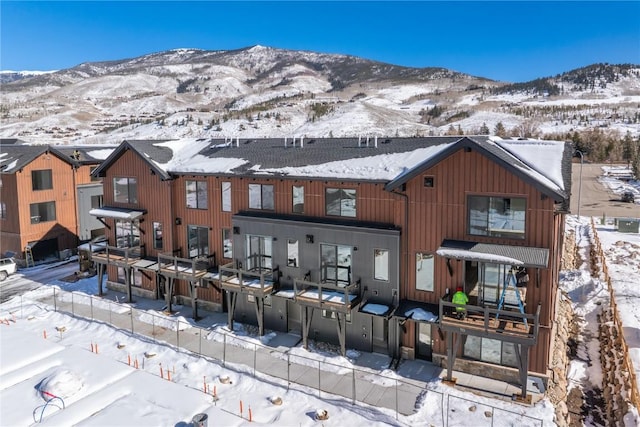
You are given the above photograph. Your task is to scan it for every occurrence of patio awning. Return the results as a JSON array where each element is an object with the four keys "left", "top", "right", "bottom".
[
  {"left": 90, "top": 206, "right": 146, "bottom": 220},
  {"left": 359, "top": 302, "right": 393, "bottom": 318},
  {"left": 436, "top": 239, "right": 549, "bottom": 269},
  {"left": 392, "top": 300, "right": 439, "bottom": 323}
]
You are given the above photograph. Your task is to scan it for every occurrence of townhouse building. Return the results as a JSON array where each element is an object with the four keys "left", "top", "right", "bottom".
[
  {"left": 0, "top": 140, "right": 112, "bottom": 263},
  {"left": 89, "top": 136, "right": 572, "bottom": 397}
]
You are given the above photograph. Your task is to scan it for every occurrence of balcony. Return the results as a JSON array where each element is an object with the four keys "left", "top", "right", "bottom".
[
  {"left": 90, "top": 244, "right": 144, "bottom": 268},
  {"left": 438, "top": 299, "right": 540, "bottom": 346},
  {"left": 156, "top": 253, "right": 212, "bottom": 282},
  {"left": 293, "top": 276, "right": 361, "bottom": 313},
  {"left": 218, "top": 260, "right": 280, "bottom": 297}
]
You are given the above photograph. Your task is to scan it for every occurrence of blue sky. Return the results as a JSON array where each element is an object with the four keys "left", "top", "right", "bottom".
[{"left": 1, "top": 1, "right": 639, "bottom": 82}]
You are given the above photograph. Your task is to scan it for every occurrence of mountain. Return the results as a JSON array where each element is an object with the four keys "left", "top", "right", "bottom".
[{"left": 1, "top": 46, "right": 639, "bottom": 146}]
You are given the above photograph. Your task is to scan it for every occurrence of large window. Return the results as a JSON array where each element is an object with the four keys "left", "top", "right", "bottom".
[
  {"left": 415, "top": 253, "right": 434, "bottom": 291},
  {"left": 292, "top": 185, "right": 304, "bottom": 214},
  {"left": 222, "top": 229, "right": 233, "bottom": 259},
  {"left": 468, "top": 196, "right": 525, "bottom": 239},
  {"left": 115, "top": 219, "right": 140, "bottom": 248},
  {"left": 374, "top": 249, "right": 389, "bottom": 281},
  {"left": 32, "top": 169, "right": 53, "bottom": 190},
  {"left": 113, "top": 177, "right": 138, "bottom": 204},
  {"left": 153, "top": 222, "right": 163, "bottom": 249},
  {"left": 463, "top": 336, "right": 518, "bottom": 368},
  {"left": 248, "top": 184, "right": 274, "bottom": 210},
  {"left": 221, "top": 182, "right": 232, "bottom": 212},
  {"left": 320, "top": 244, "right": 352, "bottom": 286},
  {"left": 246, "top": 235, "right": 272, "bottom": 271},
  {"left": 186, "top": 180, "right": 208, "bottom": 209},
  {"left": 30, "top": 201, "right": 56, "bottom": 224},
  {"left": 187, "top": 225, "right": 209, "bottom": 258},
  {"left": 325, "top": 188, "right": 356, "bottom": 217}
]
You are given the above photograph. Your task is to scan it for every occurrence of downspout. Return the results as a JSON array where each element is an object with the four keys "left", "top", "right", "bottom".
[
  {"left": 72, "top": 163, "right": 79, "bottom": 250},
  {"left": 390, "top": 186, "right": 409, "bottom": 358}
]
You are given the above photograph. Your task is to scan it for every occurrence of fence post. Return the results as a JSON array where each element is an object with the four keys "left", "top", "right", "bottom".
[
  {"left": 53, "top": 288, "right": 56, "bottom": 312},
  {"left": 109, "top": 300, "right": 112, "bottom": 324},
  {"left": 253, "top": 343, "right": 257, "bottom": 377},
  {"left": 130, "top": 307, "right": 134, "bottom": 333},
  {"left": 287, "top": 353, "right": 290, "bottom": 390},
  {"left": 176, "top": 319, "right": 180, "bottom": 348},
  {"left": 71, "top": 292, "right": 74, "bottom": 315},
  {"left": 318, "top": 360, "right": 321, "bottom": 398},
  {"left": 152, "top": 314, "right": 155, "bottom": 342},
  {"left": 352, "top": 368, "right": 356, "bottom": 405},
  {"left": 199, "top": 326, "right": 202, "bottom": 355},
  {"left": 90, "top": 296, "right": 94, "bottom": 320},
  {"left": 395, "top": 378, "right": 398, "bottom": 420},
  {"left": 223, "top": 334, "right": 226, "bottom": 367}
]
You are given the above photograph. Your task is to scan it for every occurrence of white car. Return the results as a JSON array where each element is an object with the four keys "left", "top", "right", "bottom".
[{"left": 0, "top": 258, "right": 17, "bottom": 281}]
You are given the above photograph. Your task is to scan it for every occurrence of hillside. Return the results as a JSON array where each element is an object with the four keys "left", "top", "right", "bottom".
[{"left": 1, "top": 46, "right": 639, "bottom": 146}]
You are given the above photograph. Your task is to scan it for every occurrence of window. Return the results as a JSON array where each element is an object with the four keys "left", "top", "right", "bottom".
[
  {"left": 287, "top": 239, "right": 299, "bottom": 267},
  {"left": 292, "top": 185, "right": 304, "bottom": 214},
  {"left": 374, "top": 249, "right": 389, "bottom": 281},
  {"left": 32, "top": 169, "right": 53, "bottom": 190},
  {"left": 246, "top": 235, "right": 272, "bottom": 271},
  {"left": 423, "top": 176, "right": 434, "bottom": 188},
  {"left": 222, "top": 229, "right": 233, "bottom": 259},
  {"left": 186, "top": 180, "right": 208, "bottom": 209},
  {"left": 153, "top": 222, "right": 163, "bottom": 249},
  {"left": 321, "top": 244, "right": 352, "bottom": 286},
  {"left": 325, "top": 188, "right": 356, "bottom": 217},
  {"left": 221, "top": 182, "right": 232, "bottom": 212},
  {"left": 0, "top": 202, "right": 6, "bottom": 220},
  {"left": 463, "top": 336, "right": 518, "bottom": 368},
  {"left": 30, "top": 201, "right": 56, "bottom": 224},
  {"left": 468, "top": 196, "right": 525, "bottom": 239},
  {"left": 113, "top": 177, "right": 138, "bottom": 204},
  {"left": 248, "top": 184, "right": 274, "bottom": 210},
  {"left": 91, "top": 195, "right": 103, "bottom": 209},
  {"left": 415, "top": 253, "right": 434, "bottom": 291},
  {"left": 187, "top": 225, "right": 209, "bottom": 258},
  {"left": 116, "top": 219, "right": 140, "bottom": 248},
  {"left": 117, "top": 267, "right": 142, "bottom": 287}
]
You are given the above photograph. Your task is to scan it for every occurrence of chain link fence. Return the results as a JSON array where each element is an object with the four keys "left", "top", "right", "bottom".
[{"left": 18, "top": 288, "right": 543, "bottom": 426}]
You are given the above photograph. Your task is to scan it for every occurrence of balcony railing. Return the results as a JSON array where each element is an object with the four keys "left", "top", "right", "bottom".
[
  {"left": 438, "top": 299, "right": 540, "bottom": 345},
  {"left": 156, "top": 253, "right": 211, "bottom": 281},
  {"left": 293, "top": 276, "right": 361, "bottom": 312},
  {"left": 218, "top": 260, "right": 280, "bottom": 296},
  {"left": 90, "top": 244, "right": 145, "bottom": 266}
]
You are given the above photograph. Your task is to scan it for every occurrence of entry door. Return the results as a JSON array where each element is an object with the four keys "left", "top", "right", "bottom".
[
  {"left": 372, "top": 316, "right": 387, "bottom": 353},
  {"left": 416, "top": 323, "right": 432, "bottom": 361}
]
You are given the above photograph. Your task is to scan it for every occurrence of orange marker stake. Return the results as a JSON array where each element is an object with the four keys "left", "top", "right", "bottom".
[
  {"left": 240, "top": 400, "right": 243, "bottom": 417},
  {"left": 91, "top": 342, "right": 94, "bottom": 353},
  {"left": 248, "top": 406, "right": 252, "bottom": 422},
  {"left": 134, "top": 358, "right": 139, "bottom": 369},
  {"left": 43, "top": 330, "right": 47, "bottom": 339},
  {"left": 95, "top": 343, "right": 99, "bottom": 354},
  {"left": 128, "top": 354, "right": 131, "bottom": 366}
]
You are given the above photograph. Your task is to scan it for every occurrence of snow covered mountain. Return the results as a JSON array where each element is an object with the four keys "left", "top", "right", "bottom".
[{"left": 1, "top": 46, "right": 639, "bottom": 145}]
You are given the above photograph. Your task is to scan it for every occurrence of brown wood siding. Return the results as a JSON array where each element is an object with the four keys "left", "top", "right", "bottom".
[
  {"left": 75, "top": 164, "right": 101, "bottom": 186},
  {"left": 0, "top": 153, "right": 78, "bottom": 259}
]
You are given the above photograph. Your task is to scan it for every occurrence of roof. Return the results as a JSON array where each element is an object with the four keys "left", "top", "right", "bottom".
[
  {"left": 91, "top": 136, "right": 571, "bottom": 206},
  {"left": 0, "top": 144, "right": 76, "bottom": 173},
  {"left": 54, "top": 145, "right": 117, "bottom": 165},
  {"left": 436, "top": 239, "right": 550, "bottom": 268}
]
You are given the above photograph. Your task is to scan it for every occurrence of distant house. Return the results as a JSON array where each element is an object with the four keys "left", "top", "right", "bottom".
[
  {"left": 0, "top": 140, "right": 113, "bottom": 262},
  {"left": 89, "top": 136, "right": 572, "bottom": 397}
]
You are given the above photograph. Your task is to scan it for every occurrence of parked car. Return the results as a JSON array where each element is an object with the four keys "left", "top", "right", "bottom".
[
  {"left": 621, "top": 191, "right": 635, "bottom": 203},
  {"left": 0, "top": 258, "right": 17, "bottom": 281}
]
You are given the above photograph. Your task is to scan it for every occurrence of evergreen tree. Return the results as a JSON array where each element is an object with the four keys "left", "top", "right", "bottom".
[
  {"left": 479, "top": 122, "right": 490, "bottom": 135},
  {"left": 494, "top": 122, "right": 507, "bottom": 137}
]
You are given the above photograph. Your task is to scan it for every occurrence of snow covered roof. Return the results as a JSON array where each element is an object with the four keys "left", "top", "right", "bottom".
[
  {"left": 0, "top": 143, "right": 113, "bottom": 173},
  {"left": 89, "top": 207, "right": 146, "bottom": 220},
  {"left": 436, "top": 239, "right": 550, "bottom": 268},
  {"left": 92, "top": 136, "right": 571, "bottom": 203}
]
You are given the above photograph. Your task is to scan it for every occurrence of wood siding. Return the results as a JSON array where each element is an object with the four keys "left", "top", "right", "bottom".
[{"left": 0, "top": 153, "right": 78, "bottom": 259}]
